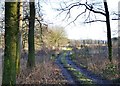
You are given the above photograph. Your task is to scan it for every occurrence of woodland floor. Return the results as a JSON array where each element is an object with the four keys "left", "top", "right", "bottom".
[
  {"left": 16, "top": 50, "right": 69, "bottom": 85},
  {"left": 72, "top": 49, "right": 120, "bottom": 80},
  {"left": 0, "top": 48, "right": 120, "bottom": 85}
]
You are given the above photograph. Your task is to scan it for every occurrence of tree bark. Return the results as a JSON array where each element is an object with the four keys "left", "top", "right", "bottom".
[
  {"left": 104, "top": 0, "right": 112, "bottom": 62},
  {"left": 27, "top": 0, "right": 35, "bottom": 68},
  {"left": 2, "top": 1, "right": 18, "bottom": 85},
  {"left": 16, "top": 0, "right": 23, "bottom": 75}
]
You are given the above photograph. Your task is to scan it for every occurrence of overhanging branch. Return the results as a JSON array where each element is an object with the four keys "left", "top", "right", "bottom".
[
  {"left": 84, "top": 4, "right": 106, "bottom": 16},
  {"left": 84, "top": 20, "right": 106, "bottom": 23},
  {"left": 66, "top": 9, "right": 87, "bottom": 26},
  {"left": 57, "top": 1, "right": 106, "bottom": 25}
]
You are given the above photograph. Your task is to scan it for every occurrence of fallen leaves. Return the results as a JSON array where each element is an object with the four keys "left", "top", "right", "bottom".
[{"left": 16, "top": 59, "right": 68, "bottom": 84}]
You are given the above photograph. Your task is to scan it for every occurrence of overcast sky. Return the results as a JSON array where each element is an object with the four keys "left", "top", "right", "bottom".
[
  {"left": 40, "top": 0, "right": 119, "bottom": 40},
  {"left": 0, "top": 0, "right": 119, "bottom": 40}
]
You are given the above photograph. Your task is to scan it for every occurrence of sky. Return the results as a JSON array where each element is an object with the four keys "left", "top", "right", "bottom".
[
  {"left": 40, "top": 0, "right": 119, "bottom": 40},
  {"left": 0, "top": 0, "right": 119, "bottom": 40}
]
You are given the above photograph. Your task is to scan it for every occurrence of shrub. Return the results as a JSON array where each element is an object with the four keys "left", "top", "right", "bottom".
[{"left": 102, "top": 63, "right": 118, "bottom": 79}]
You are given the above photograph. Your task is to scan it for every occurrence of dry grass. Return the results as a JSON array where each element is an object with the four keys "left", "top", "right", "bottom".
[
  {"left": 73, "top": 46, "right": 120, "bottom": 80},
  {"left": 16, "top": 50, "right": 68, "bottom": 84}
]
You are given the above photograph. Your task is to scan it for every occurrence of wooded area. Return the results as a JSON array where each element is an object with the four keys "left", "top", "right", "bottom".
[{"left": 0, "top": 0, "right": 119, "bottom": 85}]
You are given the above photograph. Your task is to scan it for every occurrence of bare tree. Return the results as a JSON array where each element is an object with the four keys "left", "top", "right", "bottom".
[
  {"left": 57, "top": 0, "right": 112, "bottom": 62},
  {"left": 44, "top": 26, "right": 68, "bottom": 49},
  {"left": 27, "top": 0, "right": 35, "bottom": 68},
  {"left": 16, "top": 0, "right": 23, "bottom": 75}
]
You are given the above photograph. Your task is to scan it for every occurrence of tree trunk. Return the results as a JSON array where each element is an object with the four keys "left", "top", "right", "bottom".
[
  {"left": 2, "top": 1, "right": 18, "bottom": 85},
  {"left": 16, "top": 0, "right": 23, "bottom": 75},
  {"left": 27, "top": 0, "right": 35, "bottom": 68},
  {"left": 103, "top": 0, "right": 112, "bottom": 62}
]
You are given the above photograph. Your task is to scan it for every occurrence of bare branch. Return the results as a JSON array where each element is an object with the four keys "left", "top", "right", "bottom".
[
  {"left": 97, "top": 7, "right": 105, "bottom": 12},
  {"left": 84, "top": 20, "right": 106, "bottom": 23},
  {"left": 57, "top": 1, "right": 106, "bottom": 25},
  {"left": 61, "top": 9, "right": 71, "bottom": 21},
  {"left": 66, "top": 9, "right": 87, "bottom": 26},
  {"left": 59, "top": 2, "right": 80, "bottom": 11},
  {"left": 85, "top": 4, "right": 106, "bottom": 16},
  {"left": 112, "top": 12, "right": 119, "bottom": 15},
  {"left": 84, "top": 10, "right": 91, "bottom": 22},
  {"left": 112, "top": 18, "right": 120, "bottom": 20}
]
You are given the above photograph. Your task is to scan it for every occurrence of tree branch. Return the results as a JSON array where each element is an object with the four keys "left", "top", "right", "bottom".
[
  {"left": 57, "top": 1, "right": 106, "bottom": 25},
  {"left": 84, "top": 4, "right": 106, "bottom": 16},
  {"left": 66, "top": 9, "right": 87, "bottom": 26},
  {"left": 112, "top": 18, "right": 120, "bottom": 20},
  {"left": 84, "top": 20, "right": 106, "bottom": 23}
]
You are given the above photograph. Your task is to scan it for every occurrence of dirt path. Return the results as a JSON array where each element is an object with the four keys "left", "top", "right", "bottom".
[
  {"left": 56, "top": 51, "right": 114, "bottom": 86},
  {"left": 66, "top": 57, "right": 112, "bottom": 84},
  {"left": 55, "top": 54, "right": 76, "bottom": 85},
  {"left": 65, "top": 51, "right": 113, "bottom": 85}
]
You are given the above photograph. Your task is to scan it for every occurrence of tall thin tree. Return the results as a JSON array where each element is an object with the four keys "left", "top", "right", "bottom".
[
  {"left": 103, "top": 0, "right": 112, "bottom": 62},
  {"left": 16, "top": 0, "right": 23, "bottom": 75},
  {"left": 27, "top": 0, "right": 35, "bottom": 68}
]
